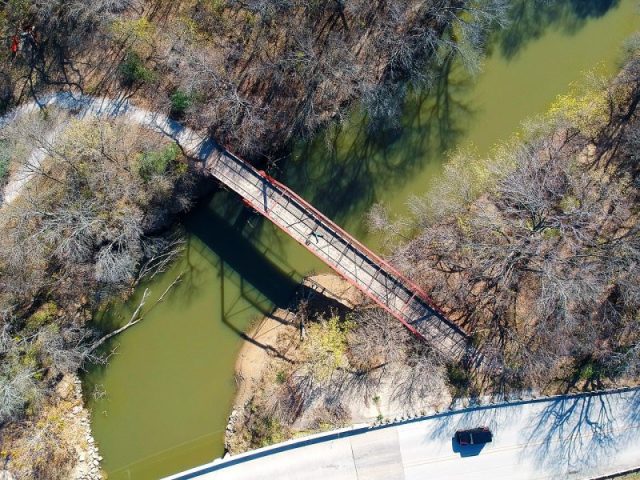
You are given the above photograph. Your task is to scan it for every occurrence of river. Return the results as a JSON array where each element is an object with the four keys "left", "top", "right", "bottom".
[{"left": 83, "top": 1, "right": 640, "bottom": 478}]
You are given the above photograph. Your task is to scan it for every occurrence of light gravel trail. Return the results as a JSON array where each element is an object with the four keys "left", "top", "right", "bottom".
[
  {"left": 165, "top": 388, "right": 640, "bottom": 480},
  {"left": 0, "top": 92, "right": 213, "bottom": 206}
]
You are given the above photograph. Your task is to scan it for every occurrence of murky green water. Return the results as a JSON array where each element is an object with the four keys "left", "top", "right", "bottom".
[{"left": 85, "top": 1, "right": 640, "bottom": 478}]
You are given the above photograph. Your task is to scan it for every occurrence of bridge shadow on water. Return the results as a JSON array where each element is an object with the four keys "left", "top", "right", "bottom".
[{"left": 181, "top": 189, "right": 325, "bottom": 347}]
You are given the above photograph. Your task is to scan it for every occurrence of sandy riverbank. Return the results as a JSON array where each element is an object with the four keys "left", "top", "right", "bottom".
[
  {"left": 224, "top": 273, "right": 451, "bottom": 454},
  {"left": 232, "top": 273, "right": 364, "bottom": 408}
]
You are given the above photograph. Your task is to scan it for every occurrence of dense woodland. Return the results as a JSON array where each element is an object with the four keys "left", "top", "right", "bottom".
[
  {"left": 0, "top": 0, "right": 506, "bottom": 156},
  {"left": 380, "top": 42, "right": 640, "bottom": 393}
]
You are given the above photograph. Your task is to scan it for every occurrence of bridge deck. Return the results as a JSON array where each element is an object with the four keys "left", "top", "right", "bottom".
[{"left": 205, "top": 150, "right": 468, "bottom": 359}]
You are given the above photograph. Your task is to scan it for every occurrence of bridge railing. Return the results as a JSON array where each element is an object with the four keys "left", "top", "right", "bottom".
[{"left": 214, "top": 149, "right": 469, "bottom": 351}]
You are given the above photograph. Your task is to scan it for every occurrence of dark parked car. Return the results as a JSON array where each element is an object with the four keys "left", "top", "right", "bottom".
[{"left": 455, "top": 427, "right": 493, "bottom": 445}]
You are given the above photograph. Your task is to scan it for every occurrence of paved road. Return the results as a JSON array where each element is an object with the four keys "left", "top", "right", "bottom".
[{"left": 166, "top": 388, "right": 640, "bottom": 480}]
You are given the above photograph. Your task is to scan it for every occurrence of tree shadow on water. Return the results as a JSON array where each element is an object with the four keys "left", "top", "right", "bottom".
[
  {"left": 493, "top": 0, "right": 621, "bottom": 61},
  {"left": 274, "top": 54, "right": 475, "bottom": 227}
]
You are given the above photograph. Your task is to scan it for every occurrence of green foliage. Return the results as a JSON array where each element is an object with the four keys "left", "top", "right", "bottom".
[
  {"left": 576, "top": 360, "right": 603, "bottom": 382},
  {"left": 5, "top": 0, "right": 30, "bottom": 25},
  {"left": 559, "top": 195, "right": 580, "bottom": 213},
  {"left": 417, "top": 139, "right": 519, "bottom": 223},
  {"left": 0, "top": 140, "right": 10, "bottom": 184},
  {"left": 275, "top": 370, "right": 287, "bottom": 384},
  {"left": 0, "top": 11, "right": 6, "bottom": 37},
  {"left": 254, "top": 415, "right": 286, "bottom": 447},
  {"left": 302, "top": 315, "right": 354, "bottom": 382},
  {"left": 446, "top": 364, "right": 471, "bottom": 398},
  {"left": 207, "top": 0, "right": 227, "bottom": 17},
  {"left": 548, "top": 72, "right": 610, "bottom": 137},
  {"left": 542, "top": 227, "right": 561, "bottom": 240},
  {"left": 25, "top": 302, "right": 59, "bottom": 333},
  {"left": 119, "top": 52, "right": 155, "bottom": 86},
  {"left": 170, "top": 90, "right": 194, "bottom": 117},
  {"left": 20, "top": 345, "right": 39, "bottom": 370},
  {"left": 137, "top": 143, "right": 181, "bottom": 181},
  {"left": 579, "top": 363, "right": 594, "bottom": 380},
  {"left": 111, "top": 18, "right": 155, "bottom": 43}
]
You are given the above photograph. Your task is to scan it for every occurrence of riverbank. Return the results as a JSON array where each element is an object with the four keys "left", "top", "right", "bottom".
[
  {"left": 0, "top": 374, "right": 103, "bottom": 479},
  {"left": 224, "top": 273, "right": 452, "bottom": 454},
  {"left": 229, "top": 274, "right": 363, "bottom": 414}
]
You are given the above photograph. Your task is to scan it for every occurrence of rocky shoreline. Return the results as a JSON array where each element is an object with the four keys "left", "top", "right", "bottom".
[
  {"left": 66, "top": 375, "right": 103, "bottom": 480},
  {"left": 0, "top": 374, "right": 103, "bottom": 480}
]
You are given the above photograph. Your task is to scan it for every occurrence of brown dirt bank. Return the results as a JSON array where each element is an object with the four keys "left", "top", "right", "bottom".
[{"left": 224, "top": 274, "right": 450, "bottom": 454}]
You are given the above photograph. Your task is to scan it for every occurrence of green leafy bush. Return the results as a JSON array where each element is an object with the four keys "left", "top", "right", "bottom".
[
  {"left": 137, "top": 143, "right": 181, "bottom": 181},
  {"left": 275, "top": 370, "right": 287, "bottom": 384},
  {"left": 25, "top": 302, "right": 59, "bottom": 333},
  {"left": 0, "top": 140, "right": 9, "bottom": 184},
  {"left": 170, "top": 90, "right": 193, "bottom": 117},
  {"left": 446, "top": 364, "right": 472, "bottom": 398},
  {"left": 119, "top": 52, "right": 155, "bottom": 86}
]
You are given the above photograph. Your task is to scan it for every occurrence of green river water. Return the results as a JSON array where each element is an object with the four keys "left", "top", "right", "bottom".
[{"left": 84, "top": 1, "right": 640, "bottom": 478}]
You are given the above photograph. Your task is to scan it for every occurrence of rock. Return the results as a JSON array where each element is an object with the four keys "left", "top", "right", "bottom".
[
  {"left": 72, "top": 405, "right": 82, "bottom": 414},
  {"left": 55, "top": 376, "right": 76, "bottom": 400}
]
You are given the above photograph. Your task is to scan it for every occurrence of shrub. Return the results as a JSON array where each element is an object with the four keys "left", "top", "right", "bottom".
[
  {"left": 137, "top": 143, "right": 181, "bottom": 181},
  {"left": 119, "top": 52, "right": 155, "bottom": 86},
  {"left": 169, "top": 90, "right": 193, "bottom": 117},
  {"left": 446, "top": 364, "right": 471, "bottom": 398},
  {"left": 0, "top": 141, "right": 9, "bottom": 185},
  {"left": 254, "top": 415, "right": 286, "bottom": 447},
  {"left": 111, "top": 18, "right": 155, "bottom": 43},
  {"left": 301, "top": 315, "right": 353, "bottom": 382},
  {"left": 25, "top": 302, "right": 59, "bottom": 333}
]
